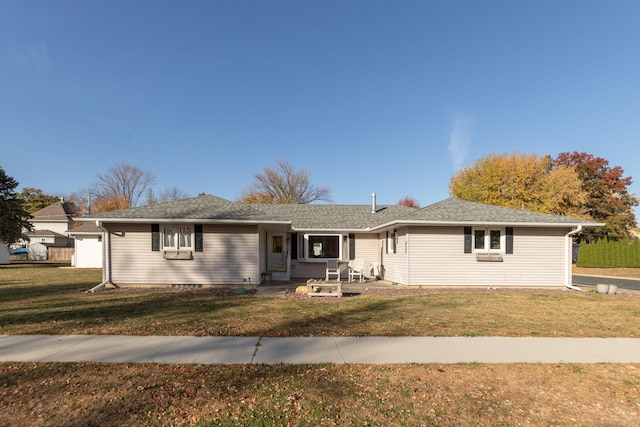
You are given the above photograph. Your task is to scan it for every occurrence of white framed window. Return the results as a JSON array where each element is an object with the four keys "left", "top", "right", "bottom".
[
  {"left": 473, "top": 228, "right": 503, "bottom": 252},
  {"left": 386, "top": 230, "right": 398, "bottom": 254},
  {"left": 299, "top": 234, "right": 343, "bottom": 260},
  {"left": 163, "top": 225, "right": 193, "bottom": 250}
]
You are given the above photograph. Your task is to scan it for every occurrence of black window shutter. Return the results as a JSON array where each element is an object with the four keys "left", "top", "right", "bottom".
[
  {"left": 349, "top": 234, "right": 355, "bottom": 260},
  {"left": 291, "top": 233, "right": 298, "bottom": 260},
  {"left": 463, "top": 227, "right": 472, "bottom": 253},
  {"left": 151, "top": 224, "right": 160, "bottom": 251},
  {"left": 385, "top": 231, "right": 389, "bottom": 254},
  {"left": 194, "top": 224, "right": 203, "bottom": 252},
  {"left": 505, "top": 227, "right": 514, "bottom": 254}
]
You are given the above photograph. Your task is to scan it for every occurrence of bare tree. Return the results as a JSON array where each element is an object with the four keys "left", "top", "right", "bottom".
[
  {"left": 239, "top": 160, "right": 332, "bottom": 204},
  {"left": 145, "top": 186, "right": 190, "bottom": 204},
  {"left": 93, "top": 163, "right": 156, "bottom": 209}
]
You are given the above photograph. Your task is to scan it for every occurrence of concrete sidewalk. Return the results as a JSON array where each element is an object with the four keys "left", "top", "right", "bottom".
[{"left": 2, "top": 335, "right": 640, "bottom": 365}]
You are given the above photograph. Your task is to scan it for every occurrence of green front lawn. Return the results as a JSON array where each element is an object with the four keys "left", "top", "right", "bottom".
[{"left": 1, "top": 262, "right": 639, "bottom": 337}]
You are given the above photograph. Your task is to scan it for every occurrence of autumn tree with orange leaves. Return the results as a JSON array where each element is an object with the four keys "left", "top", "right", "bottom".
[
  {"left": 555, "top": 151, "right": 638, "bottom": 241},
  {"left": 449, "top": 152, "right": 588, "bottom": 218},
  {"left": 90, "top": 194, "right": 129, "bottom": 213}
]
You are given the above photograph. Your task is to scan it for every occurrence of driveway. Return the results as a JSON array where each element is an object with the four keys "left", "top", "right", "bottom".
[{"left": 573, "top": 275, "right": 640, "bottom": 292}]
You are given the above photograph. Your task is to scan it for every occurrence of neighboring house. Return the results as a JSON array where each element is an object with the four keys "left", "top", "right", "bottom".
[
  {"left": 24, "top": 201, "right": 74, "bottom": 248},
  {"left": 75, "top": 194, "right": 602, "bottom": 290},
  {"left": 67, "top": 222, "right": 104, "bottom": 268},
  {"left": 24, "top": 229, "right": 70, "bottom": 248}
]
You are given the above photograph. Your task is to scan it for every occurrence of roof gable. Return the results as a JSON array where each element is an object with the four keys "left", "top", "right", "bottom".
[{"left": 31, "top": 202, "right": 72, "bottom": 222}]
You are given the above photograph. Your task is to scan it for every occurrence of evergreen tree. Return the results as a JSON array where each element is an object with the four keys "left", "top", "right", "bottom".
[{"left": 0, "top": 168, "right": 32, "bottom": 243}]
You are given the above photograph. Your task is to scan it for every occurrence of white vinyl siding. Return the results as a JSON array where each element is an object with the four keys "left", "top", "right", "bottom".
[
  {"left": 352, "top": 234, "right": 379, "bottom": 265},
  {"left": 380, "top": 228, "right": 408, "bottom": 285},
  {"left": 290, "top": 260, "right": 330, "bottom": 279},
  {"left": 108, "top": 223, "right": 259, "bottom": 286},
  {"left": 407, "top": 226, "right": 569, "bottom": 287},
  {"left": 105, "top": 222, "right": 572, "bottom": 287},
  {"left": 31, "top": 220, "right": 72, "bottom": 235}
]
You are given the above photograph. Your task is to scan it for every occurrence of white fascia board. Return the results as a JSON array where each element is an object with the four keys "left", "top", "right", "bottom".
[
  {"left": 291, "top": 228, "right": 371, "bottom": 233},
  {"left": 75, "top": 217, "right": 292, "bottom": 226},
  {"left": 369, "top": 220, "right": 605, "bottom": 231}
]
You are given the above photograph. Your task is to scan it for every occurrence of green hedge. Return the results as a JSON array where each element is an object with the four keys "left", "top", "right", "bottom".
[{"left": 576, "top": 238, "right": 640, "bottom": 268}]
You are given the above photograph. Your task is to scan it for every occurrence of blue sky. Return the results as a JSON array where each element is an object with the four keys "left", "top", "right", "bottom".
[{"left": 2, "top": 0, "right": 639, "bottom": 208}]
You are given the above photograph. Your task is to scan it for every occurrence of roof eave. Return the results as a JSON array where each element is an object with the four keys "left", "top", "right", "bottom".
[
  {"left": 75, "top": 217, "right": 292, "bottom": 226},
  {"left": 292, "top": 227, "right": 372, "bottom": 233},
  {"left": 370, "top": 220, "right": 605, "bottom": 231}
]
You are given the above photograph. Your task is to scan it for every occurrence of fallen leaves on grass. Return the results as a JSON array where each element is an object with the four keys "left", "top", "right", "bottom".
[{"left": 2, "top": 363, "right": 640, "bottom": 426}]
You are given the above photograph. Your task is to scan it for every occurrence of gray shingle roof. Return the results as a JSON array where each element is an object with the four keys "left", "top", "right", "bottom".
[
  {"left": 399, "top": 198, "right": 602, "bottom": 226},
  {"left": 83, "top": 195, "right": 269, "bottom": 221},
  {"left": 68, "top": 222, "right": 105, "bottom": 234},
  {"left": 247, "top": 204, "right": 417, "bottom": 230},
  {"left": 31, "top": 201, "right": 72, "bottom": 221},
  {"left": 78, "top": 195, "right": 602, "bottom": 230},
  {"left": 25, "top": 229, "right": 67, "bottom": 238},
  {"left": 80, "top": 195, "right": 416, "bottom": 230}
]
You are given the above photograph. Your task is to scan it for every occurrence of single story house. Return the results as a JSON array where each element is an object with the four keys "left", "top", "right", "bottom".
[{"left": 75, "top": 194, "right": 602, "bottom": 290}]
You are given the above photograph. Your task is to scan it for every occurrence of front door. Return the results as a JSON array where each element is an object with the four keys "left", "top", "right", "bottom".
[{"left": 267, "top": 233, "right": 287, "bottom": 272}]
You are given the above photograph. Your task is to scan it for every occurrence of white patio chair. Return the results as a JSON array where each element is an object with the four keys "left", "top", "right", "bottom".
[
  {"left": 325, "top": 259, "right": 340, "bottom": 282},
  {"left": 348, "top": 259, "right": 366, "bottom": 283}
]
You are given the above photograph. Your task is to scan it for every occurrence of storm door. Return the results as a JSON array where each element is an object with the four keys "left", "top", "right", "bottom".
[{"left": 267, "top": 233, "right": 287, "bottom": 272}]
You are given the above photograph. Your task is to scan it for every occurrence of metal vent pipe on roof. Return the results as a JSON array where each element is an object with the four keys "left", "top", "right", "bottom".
[{"left": 371, "top": 192, "right": 377, "bottom": 213}]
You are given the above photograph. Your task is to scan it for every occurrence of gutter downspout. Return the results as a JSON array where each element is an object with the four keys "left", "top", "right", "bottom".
[
  {"left": 87, "top": 221, "right": 115, "bottom": 293},
  {"left": 565, "top": 226, "right": 582, "bottom": 291}
]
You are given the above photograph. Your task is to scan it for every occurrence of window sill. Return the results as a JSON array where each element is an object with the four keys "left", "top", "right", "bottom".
[
  {"left": 163, "top": 250, "right": 193, "bottom": 260},
  {"left": 475, "top": 252, "right": 503, "bottom": 262}
]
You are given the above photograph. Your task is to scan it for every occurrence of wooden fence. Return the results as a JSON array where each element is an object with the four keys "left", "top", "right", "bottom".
[{"left": 48, "top": 247, "right": 74, "bottom": 261}]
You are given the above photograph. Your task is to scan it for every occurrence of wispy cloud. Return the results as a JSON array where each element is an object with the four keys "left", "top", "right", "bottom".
[
  {"left": 448, "top": 113, "right": 474, "bottom": 170},
  {"left": 12, "top": 41, "right": 49, "bottom": 72},
  {"left": 11, "top": 50, "right": 28, "bottom": 68}
]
